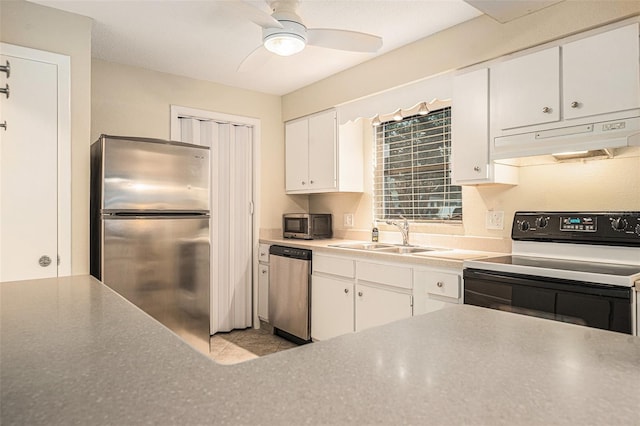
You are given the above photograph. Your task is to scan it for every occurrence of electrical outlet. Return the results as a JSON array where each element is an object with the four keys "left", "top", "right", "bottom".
[
  {"left": 343, "top": 213, "right": 354, "bottom": 228},
  {"left": 486, "top": 210, "right": 504, "bottom": 230}
]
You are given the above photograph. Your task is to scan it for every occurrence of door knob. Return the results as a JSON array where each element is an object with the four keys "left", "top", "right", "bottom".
[
  {"left": 542, "top": 106, "right": 551, "bottom": 113},
  {"left": 39, "top": 255, "right": 52, "bottom": 267},
  {"left": 358, "top": 291, "right": 363, "bottom": 297},
  {"left": 344, "top": 288, "right": 349, "bottom": 294}
]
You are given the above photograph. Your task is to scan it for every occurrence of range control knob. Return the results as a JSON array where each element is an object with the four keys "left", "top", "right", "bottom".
[
  {"left": 535, "top": 216, "right": 549, "bottom": 228},
  {"left": 518, "top": 220, "right": 530, "bottom": 232},
  {"left": 610, "top": 217, "right": 628, "bottom": 232},
  {"left": 635, "top": 224, "right": 640, "bottom": 237}
]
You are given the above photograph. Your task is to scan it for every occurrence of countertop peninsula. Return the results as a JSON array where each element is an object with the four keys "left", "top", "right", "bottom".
[{"left": 2, "top": 275, "right": 639, "bottom": 425}]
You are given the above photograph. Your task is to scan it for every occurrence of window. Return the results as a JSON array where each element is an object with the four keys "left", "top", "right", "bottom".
[{"left": 373, "top": 107, "right": 462, "bottom": 222}]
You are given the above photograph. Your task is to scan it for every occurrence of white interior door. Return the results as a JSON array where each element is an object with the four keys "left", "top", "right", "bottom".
[
  {"left": 0, "top": 47, "right": 69, "bottom": 282},
  {"left": 207, "top": 122, "right": 254, "bottom": 333}
]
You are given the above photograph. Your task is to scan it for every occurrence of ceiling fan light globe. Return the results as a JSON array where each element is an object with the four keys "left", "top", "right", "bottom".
[{"left": 264, "top": 33, "right": 306, "bottom": 56}]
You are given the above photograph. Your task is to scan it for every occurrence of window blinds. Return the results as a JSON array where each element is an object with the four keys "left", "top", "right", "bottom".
[{"left": 374, "top": 107, "right": 462, "bottom": 222}]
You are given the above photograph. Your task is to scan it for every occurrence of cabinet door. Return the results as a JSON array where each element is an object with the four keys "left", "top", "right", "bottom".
[
  {"left": 492, "top": 47, "right": 560, "bottom": 130},
  {"left": 285, "top": 119, "right": 309, "bottom": 191},
  {"left": 311, "top": 275, "right": 354, "bottom": 341},
  {"left": 452, "top": 68, "right": 489, "bottom": 182},
  {"left": 355, "top": 284, "right": 412, "bottom": 332},
  {"left": 258, "top": 264, "right": 269, "bottom": 321},
  {"left": 563, "top": 24, "right": 640, "bottom": 120},
  {"left": 307, "top": 110, "right": 337, "bottom": 191}
]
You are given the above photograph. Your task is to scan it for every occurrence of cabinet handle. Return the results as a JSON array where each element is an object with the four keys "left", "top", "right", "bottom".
[
  {"left": 473, "top": 166, "right": 481, "bottom": 172},
  {"left": 309, "top": 180, "right": 314, "bottom": 184},
  {"left": 344, "top": 288, "right": 349, "bottom": 294},
  {"left": 261, "top": 269, "right": 267, "bottom": 274},
  {"left": 301, "top": 181, "right": 306, "bottom": 185},
  {"left": 0, "top": 60, "right": 10, "bottom": 78},
  {"left": 570, "top": 101, "right": 580, "bottom": 108},
  {"left": 0, "top": 84, "right": 9, "bottom": 99},
  {"left": 542, "top": 106, "right": 551, "bottom": 113},
  {"left": 260, "top": 252, "right": 265, "bottom": 256},
  {"left": 436, "top": 281, "right": 444, "bottom": 288},
  {"left": 358, "top": 291, "right": 363, "bottom": 297}
]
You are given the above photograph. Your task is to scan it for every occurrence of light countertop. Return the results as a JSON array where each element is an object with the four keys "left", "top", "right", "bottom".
[
  {"left": 2, "top": 275, "right": 640, "bottom": 425},
  {"left": 260, "top": 237, "right": 502, "bottom": 268}
]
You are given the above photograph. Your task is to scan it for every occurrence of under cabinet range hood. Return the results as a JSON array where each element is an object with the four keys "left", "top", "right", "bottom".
[{"left": 491, "top": 116, "right": 640, "bottom": 161}]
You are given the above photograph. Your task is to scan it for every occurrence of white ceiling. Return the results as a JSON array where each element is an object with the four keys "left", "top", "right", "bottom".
[{"left": 31, "top": 0, "right": 486, "bottom": 95}]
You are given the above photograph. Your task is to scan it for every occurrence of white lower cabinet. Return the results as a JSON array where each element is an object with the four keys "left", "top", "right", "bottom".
[
  {"left": 355, "top": 283, "right": 412, "bottom": 332},
  {"left": 311, "top": 275, "right": 354, "bottom": 341},
  {"left": 413, "top": 269, "right": 461, "bottom": 315},
  {"left": 257, "top": 264, "right": 269, "bottom": 321},
  {"left": 257, "top": 243, "right": 270, "bottom": 322},
  {"left": 311, "top": 252, "right": 464, "bottom": 340}
]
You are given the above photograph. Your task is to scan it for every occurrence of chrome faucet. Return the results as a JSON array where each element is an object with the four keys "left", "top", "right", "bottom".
[{"left": 386, "top": 215, "right": 410, "bottom": 246}]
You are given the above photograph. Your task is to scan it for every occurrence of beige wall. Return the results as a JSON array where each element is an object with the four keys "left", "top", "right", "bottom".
[
  {"left": 91, "top": 59, "right": 307, "bottom": 232},
  {"left": 297, "top": 1, "right": 640, "bottom": 245},
  {"left": 0, "top": 0, "right": 92, "bottom": 274}
]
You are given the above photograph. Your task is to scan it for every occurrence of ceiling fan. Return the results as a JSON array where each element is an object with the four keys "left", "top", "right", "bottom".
[{"left": 231, "top": 0, "right": 383, "bottom": 72}]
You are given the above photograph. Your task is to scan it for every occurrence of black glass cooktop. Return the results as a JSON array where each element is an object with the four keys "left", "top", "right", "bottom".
[{"left": 471, "top": 255, "right": 640, "bottom": 278}]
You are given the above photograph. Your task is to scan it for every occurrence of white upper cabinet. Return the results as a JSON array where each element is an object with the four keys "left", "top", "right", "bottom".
[
  {"left": 451, "top": 68, "right": 518, "bottom": 185},
  {"left": 492, "top": 47, "right": 560, "bottom": 130},
  {"left": 562, "top": 24, "right": 640, "bottom": 120},
  {"left": 491, "top": 23, "right": 640, "bottom": 133},
  {"left": 285, "top": 109, "right": 363, "bottom": 194}
]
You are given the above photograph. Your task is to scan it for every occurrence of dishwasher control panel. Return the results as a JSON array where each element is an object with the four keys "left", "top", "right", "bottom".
[{"left": 269, "top": 245, "right": 312, "bottom": 260}]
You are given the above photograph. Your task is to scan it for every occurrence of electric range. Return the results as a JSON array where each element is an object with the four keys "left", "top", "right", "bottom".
[{"left": 463, "top": 211, "right": 640, "bottom": 335}]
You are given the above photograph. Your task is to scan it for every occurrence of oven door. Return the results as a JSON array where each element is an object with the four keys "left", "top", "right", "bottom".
[{"left": 463, "top": 268, "right": 633, "bottom": 334}]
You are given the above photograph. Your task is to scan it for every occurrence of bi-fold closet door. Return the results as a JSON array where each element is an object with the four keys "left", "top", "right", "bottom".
[{"left": 178, "top": 117, "right": 253, "bottom": 334}]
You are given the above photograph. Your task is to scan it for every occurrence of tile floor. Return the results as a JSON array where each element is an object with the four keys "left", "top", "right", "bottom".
[{"left": 208, "top": 322, "right": 299, "bottom": 365}]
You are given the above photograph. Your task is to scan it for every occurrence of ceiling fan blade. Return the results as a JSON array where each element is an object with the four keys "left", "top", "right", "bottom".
[
  {"left": 237, "top": 44, "right": 272, "bottom": 73},
  {"left": 306, "top": 28, "right": 383, "bottom": 53},
  {"left": 225, "top": 0, "right": 283, "bottom": 29}
]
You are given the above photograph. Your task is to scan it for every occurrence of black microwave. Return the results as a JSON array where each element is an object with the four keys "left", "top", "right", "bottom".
[{"left": 283, "top": 214, "right": 332, "bottom": 240}]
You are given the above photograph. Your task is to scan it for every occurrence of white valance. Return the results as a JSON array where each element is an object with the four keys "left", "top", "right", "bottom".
[{"left": 335, "top": 72, "right": 453, "bottom": 125}]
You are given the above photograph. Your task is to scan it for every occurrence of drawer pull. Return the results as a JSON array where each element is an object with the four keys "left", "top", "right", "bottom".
[{"left": 436, "top": 281, "right": 444, "bottom": 288}]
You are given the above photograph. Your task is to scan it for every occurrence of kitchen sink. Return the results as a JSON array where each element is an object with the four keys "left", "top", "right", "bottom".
[
  {"left": 329, "top": 242, "right": 443, "bottom": 255},
  {"left": 329, "top": 242, "right": 395, "bottom": 250},
  {"left": 374, "top": 246, "right": 434, "bottom": 254}
]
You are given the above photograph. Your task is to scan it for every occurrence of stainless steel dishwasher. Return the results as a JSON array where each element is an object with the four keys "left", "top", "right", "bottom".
[{"left": 268, "top": 245, "right": 312, "bottom": 343}]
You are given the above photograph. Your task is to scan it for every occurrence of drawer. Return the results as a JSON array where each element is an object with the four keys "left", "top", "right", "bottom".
[
  {"left": 258, "top": 243, "right": 270, "bottom": 263},
  {"left": 425, "top": 272, "right": 460, "bottom": 299},
  {"left": 356, "top": 261, "right": 412, "bottom": 290},
  {"left": 313, "top": 254, "right": 355, "bottom": 279}
]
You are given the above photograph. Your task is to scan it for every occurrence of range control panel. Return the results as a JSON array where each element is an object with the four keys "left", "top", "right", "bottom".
[{"left": 512, "top": 211, "right": 640, "bottom": 246}]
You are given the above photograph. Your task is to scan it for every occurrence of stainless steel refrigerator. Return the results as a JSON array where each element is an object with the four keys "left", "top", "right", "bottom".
[{"left": 90, "top": 135, "right": 211, "bottom": 354}]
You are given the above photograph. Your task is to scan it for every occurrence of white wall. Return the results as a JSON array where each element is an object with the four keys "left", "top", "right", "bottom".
[{"left": 0, "top": 0, "right": 92, "bottom": 274}]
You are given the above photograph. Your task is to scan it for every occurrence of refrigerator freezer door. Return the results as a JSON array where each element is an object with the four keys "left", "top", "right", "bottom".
[
  {"left": 101, "top": 215, "right": 210, "bottom": 353},
  {"left": 100, "top": 137, "right": 210, "bottom": 212}
]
